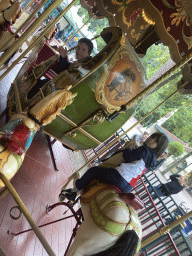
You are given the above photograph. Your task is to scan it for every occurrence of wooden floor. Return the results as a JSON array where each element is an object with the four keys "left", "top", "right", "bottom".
[{"left": 0, "top": 63, "right": 77, "bottom": 255}]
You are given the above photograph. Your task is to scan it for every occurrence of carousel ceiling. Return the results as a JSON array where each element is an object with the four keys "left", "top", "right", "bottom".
[{"left": 80, "top": 0, "right": 192, "bottom": 94}]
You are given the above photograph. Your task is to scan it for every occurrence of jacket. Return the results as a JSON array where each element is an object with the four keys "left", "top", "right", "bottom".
[
  {"left": 116, "top": 146, "right": 157, "bottom": 188},
  {"left": 161, "top": 174, "right": 184, "bottom": 195}
]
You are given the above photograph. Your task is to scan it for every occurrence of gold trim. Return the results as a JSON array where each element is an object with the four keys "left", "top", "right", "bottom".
[
  {"left": 63, "top": 109, "right": 105, "bottom": 137},
  {"left": 58, "top": 113, "right": 101, "bottom": 144}
]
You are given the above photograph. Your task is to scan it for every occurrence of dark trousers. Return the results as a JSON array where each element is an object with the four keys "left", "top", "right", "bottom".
[{"left": 75, "top": 167, "right": 132, "bottom": 193}]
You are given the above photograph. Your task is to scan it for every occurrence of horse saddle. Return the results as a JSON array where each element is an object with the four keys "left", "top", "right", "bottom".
[
  {"left": 81, "top": 180, "right": 144, "bottom": 210},
  {"left": 81, "top": 180, "right": 142, "bottom": 237}
]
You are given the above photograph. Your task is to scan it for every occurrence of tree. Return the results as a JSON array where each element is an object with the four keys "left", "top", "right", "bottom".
[
  {"left": 134, "top": 43, "right": 192, "bottom": 143},
  {"left": 168, "top": 141, "right": 184, "bottom": 157},
  {"left": 140, "top": 43, "right": 170, "bottom": 79},
  {"left": 76, "top": 4, "right": 109, "bottom": 51},
  {"left": 162, "top": 105, "right": 192, "bottom": 143}
]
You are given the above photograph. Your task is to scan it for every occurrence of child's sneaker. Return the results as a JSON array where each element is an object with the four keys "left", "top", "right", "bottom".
[{"left": 59, "top": 189, "right": 77, "bottom": 202}]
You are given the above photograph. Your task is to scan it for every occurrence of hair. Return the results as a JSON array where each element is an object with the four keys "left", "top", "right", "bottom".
[
  {"left": 78, "top": 38, "right": 93, "bottom": 53},
  {"left": 91, "top": 230, "right": 139, "bottom": 256},
  {"left": 180, "top": 175, "right": 188, "bottom": 186},
  {"left": 144, "top": 132, "right": 169, "bottom": 158}
]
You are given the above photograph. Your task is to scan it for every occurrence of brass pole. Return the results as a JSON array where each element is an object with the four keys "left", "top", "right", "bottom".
[
  {"left": 62, "top": 16, "right": 93, "bottom": 47},
  {"left": 141, "top": 210, "right": 192, "bottom": 248},
  {"left": 0, "top": 0, "right": 79, "bottom": 82},
  {"left": 0, "top": 0, "right": 64, "bottom": 68},
  {"left": 62, "top": 81, "right": 188, "bottom": 189},
  {"left": 0, "top": 0, "right": 50, "bottom": 52},
  {"left": 125, "top": 52, "right": 192, "bottom": 110},
  {"left": 13, "top": 81, "right": 22, "bottom": 113},
  {"left": 0, "top": 173, "right": 56, "bottom": 256},
  {"left": 0, "top": 245, "right": 6, "bottom": 256},
  {"left": 22, "top": 0, "right": 36, "bottom": 13},
  {"left": 0, "top": 187, "right": 8, "bottom": 199}
]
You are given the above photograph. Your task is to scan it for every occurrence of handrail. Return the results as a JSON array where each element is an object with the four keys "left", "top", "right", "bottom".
[{"left": 139, "top": 177, "right": 181, "bottom": 255}]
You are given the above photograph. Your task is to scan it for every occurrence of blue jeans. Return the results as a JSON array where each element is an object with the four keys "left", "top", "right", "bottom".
[
  {"left": 148, "top": 185, "right": 165, "bottom": 199},
  {"left": 75, "top": 167, "right": 132, "bottom": 193}
]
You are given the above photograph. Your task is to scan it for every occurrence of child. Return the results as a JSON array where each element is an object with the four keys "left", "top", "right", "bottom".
[{"left": 60, "top": 132, "right": 169, "bottom": 201}]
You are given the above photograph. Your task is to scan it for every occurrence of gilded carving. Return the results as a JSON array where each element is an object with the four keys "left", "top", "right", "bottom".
[
  {"left": 95, "top": 45, "right": 145, "bottom": 113},
  {"left": 131, "top": 29, "right": 141, "bottom": 41},
  {"left": 168, "top": 0, "right": 192, "bottom": 50}
]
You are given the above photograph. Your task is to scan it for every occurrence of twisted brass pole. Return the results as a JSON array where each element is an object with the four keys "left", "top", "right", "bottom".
[
  {"left": 0, "top": 0, "right": 64, "bottom": 68},
  {"left": 141, "top": 211, "right": 192, "bottom": 248},
  {"left": 0, "top": 245, "right": 6, "bottom": 256},
  {"left": 0, "top": 173, "right": 56, "bottom": 256},
  {"left": 22, "top": 0, "right": 36, "bottom": 13},
  {"left": 0, "top": 0, "right": 50, "bottom": 52},
  {"left": 0, "top": 0, "right": 79, "bottom": 82}
]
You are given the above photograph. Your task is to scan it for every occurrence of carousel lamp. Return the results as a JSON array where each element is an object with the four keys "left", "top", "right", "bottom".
[{"left": 142, "top": 9, "right": 155, "bottom": 25}]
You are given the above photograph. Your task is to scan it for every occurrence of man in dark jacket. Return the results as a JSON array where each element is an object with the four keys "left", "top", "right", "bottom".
[
  {"left": 52, "top": 37, "right": 93, "bottom": 73},
  {"left": 35, "top": 38, "right": 93, "bottom": 89},
  {"left": 148, "top": 174, "right": 187, "bottom": 199}
]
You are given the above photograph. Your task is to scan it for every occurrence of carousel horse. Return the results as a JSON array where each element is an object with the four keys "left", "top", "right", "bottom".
[
  {"left": 0, "top": 87, "right": 77, "bottom": 191},
  {"left": 59, "top": 172, "right": 142, "bottom": 256},
  {"left": 59, "top": 137, "right": 142, "bottom": 256},
  {"left": 59, "top": 181, "right": 142, "bottom": 256},
  {"left": 0, "top": 0, "right": 21, "bottom": 69}
]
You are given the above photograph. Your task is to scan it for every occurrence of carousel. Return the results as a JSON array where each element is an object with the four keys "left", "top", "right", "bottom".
[{"left": 0, "top": 0, "right": 192, "bottom": 255}]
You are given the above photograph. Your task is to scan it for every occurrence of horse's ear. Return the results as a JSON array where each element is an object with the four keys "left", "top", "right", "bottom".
[
  {"left": 122, "top": 230, "right": 140, "bottom": 255},
  {"left": 92, "top": 230, "right": 140, "bottom": 256}
]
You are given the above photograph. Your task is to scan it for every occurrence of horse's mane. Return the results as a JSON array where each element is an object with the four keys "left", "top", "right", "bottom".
[{"left": 91, "top": 230, "right": 139, "bottom": 256}]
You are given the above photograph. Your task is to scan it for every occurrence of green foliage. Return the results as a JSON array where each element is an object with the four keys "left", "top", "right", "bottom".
[
  {"left": 163, "top": 105, "right": 192, "bottom": 143},
  {"left": 76, "top": 4, "right": 109, "bottom": 51},
  {"left": 168, "top": 141, "right": 184, "bottom": 157},
  {"left": 140, "top": 43, "right": 170, "bottom": 79},
  {"left": 134, "top": 42, "right": 192, "bottom": 143},
  {"left": 189, "top": 142, "right": 192, "bottom": 147}
]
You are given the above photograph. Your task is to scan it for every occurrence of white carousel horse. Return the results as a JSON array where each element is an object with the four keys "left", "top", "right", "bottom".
[{"left": 60, "top": 181, "right": 142, "bottom": 256}]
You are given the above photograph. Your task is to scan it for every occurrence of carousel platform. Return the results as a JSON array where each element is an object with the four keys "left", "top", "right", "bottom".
[{"left": 0, "top": 65, "right": 82, "bottom": 255}]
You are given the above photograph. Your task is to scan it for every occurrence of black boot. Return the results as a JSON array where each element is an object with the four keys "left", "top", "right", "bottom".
[{"left": 59, "top": 189, "right": 77, "bottom": 202}]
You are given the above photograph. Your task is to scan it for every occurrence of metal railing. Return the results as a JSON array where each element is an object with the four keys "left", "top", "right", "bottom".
[{"left": 134, "top": 171, "right": 192, "bottom": 256}]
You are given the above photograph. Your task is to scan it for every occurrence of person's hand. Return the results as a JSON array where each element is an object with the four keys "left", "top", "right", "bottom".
[
  {"left": 128, "top": 140, "right": 138, "bottom": 149},
  {"left": 52, "top": 46, "right": 68, "bottom": 58},
  {"left": 57, "top": 46, "right": 68, "bottom": 58}
]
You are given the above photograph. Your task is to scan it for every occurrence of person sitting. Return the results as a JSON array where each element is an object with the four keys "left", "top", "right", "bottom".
[
  {"left": 146, "top": 149, "right": 169, "bottom": 173},
  {"left": 52, "top": 37, "right": 93, "bottom": 74},
  {"left": 33, "top": 38, "right": 93, "bottom": 91},
  {"left": 60, "top": 132, "right": 169, "bottom": 201}
]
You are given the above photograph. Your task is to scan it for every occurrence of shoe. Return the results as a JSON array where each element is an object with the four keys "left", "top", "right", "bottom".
[{"left": 59, "top": 189, "right": 77, "bottom": 202}]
